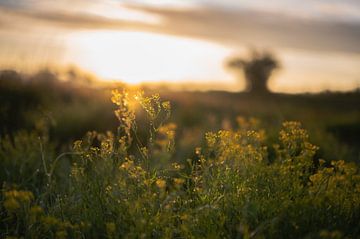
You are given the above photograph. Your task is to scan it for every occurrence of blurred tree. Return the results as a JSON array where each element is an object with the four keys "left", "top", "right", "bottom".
[{"left": 227, "top": 51, "right": 279, "bottom": 94}]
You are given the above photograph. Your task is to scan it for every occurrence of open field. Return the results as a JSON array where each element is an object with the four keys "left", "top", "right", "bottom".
[{"left": 1, "top": 73, "right": 360, "bottom": 238}]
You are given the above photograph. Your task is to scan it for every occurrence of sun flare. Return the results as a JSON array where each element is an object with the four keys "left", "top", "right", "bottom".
[{"left": 65, "top": 30, "right": 233, "bottom": 84}]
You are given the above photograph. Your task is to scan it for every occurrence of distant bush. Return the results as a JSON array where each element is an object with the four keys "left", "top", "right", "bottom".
[{"left": 1, "top": 91, "right": 359, "bottom": 238}]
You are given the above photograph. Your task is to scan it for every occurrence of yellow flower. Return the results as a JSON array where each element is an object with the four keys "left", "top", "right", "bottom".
[
  {"left": 161, "top": 101, "right": 171, "bottom": 111},
  {"left": 120, "top": 160, "right": 133, "bottom": 170},
  {"left": 30, "top": 205, "right": 43, "bottom": 215},
  {"left": 172, "top": 163, "right": 182, "bottom": 170},
  {"left": 29, "top": 205, "right": 44, "bottom": 223},
  {"left": 42, "top": 216, "right": 60, "bottom": 227},
  {"left": 5, "top": 190, "right": 34, "bottom": 203},
  {"left": 180, "top": 214, "right": 189, "bottom": 221},
  {"left": 55, "top": 230, "right": 68, "bottom": 239},
  {"left": 106, "top": 222, "right": 116, "bottom": 238},
  {"left": 4, "top": 198, "right": 20, "bottom": 212},
  {"left": 111, "top": 89, "right": 123, "bottom": 106},
  {"left": 174, "top": 178, "right": 185, "bottom": 186},
  {"left": 156, "top": 179, "right": 166, "bottom": 189},
  {"left": 195, "top": 147, "right": 202, "bottom": 155},
  {"left": 106, "top": 222, "right": 116, "bottom": 232}
]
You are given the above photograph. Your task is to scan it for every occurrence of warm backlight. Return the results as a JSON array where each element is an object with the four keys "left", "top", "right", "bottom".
[{"left": 65, "top": 30, "right": 233, "bottom": 84}]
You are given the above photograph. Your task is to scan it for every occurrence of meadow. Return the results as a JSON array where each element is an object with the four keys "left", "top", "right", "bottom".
[{"left": 1, "top": 71, "right": 360, "bottom": 238}]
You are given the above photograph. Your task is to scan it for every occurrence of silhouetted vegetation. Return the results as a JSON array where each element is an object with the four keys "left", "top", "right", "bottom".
[{"left": 227, "top": 51, "right": 279, "bottom": 94}]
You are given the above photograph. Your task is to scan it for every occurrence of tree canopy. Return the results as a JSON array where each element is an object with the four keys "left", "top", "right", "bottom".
[{"left": 227, "top": 51, "right": 280, "bottom": 94}]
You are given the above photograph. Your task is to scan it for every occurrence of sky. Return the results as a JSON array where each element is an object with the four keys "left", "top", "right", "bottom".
[{"left": 0, "top": 0, "right": 360, "bottom": 92}]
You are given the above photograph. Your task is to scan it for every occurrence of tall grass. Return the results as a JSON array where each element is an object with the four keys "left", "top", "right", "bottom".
[{"left": 1, "top": 90, "right": 359, "bottom": 238}]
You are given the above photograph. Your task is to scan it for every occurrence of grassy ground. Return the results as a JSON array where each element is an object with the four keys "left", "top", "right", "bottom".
[{"left": 1, "top": 72, "right": 360, "bottom": 238}]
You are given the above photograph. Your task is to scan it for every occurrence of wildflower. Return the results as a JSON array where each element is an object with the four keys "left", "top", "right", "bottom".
[
  {"left": 4, "top": 198, "right": 20, "bottom": 212},
  {"left": 171, "top": 162, "right": 182, "bottom": 170},
  {"left": 180, "top": 214, "right": 189, "bottom": 221},
  {"left": 161, "top": 101, "right": 171, "bottom": 111},
  {"left": 174, "top": 178, "right": 185, "bottom": 188},
  {"left": 60, "top": 220, "right": 73, "bottom": 230},
  {"left": 73, "top": 140, "right": 83, "bottom": 152},
  {"left": 29, "top": 205, "right": 44, "bottom": 222},
  {"left": 120, "top": 160, "right": 133, "bottom": 170},
  {"left": 319, "top": 159, "right": 326, "bottom": 166},
  {"left": 55, "top": 230, "right": 68, "bottom": 239},
  {"left": 42, "top": 216, "right": 60, "bottom": 228},
  {"left": 141, "top": 147, "right": 148, "bottom": 157},
  {"left": 5, "top": 190, "right": 34, "bottom": 203},
  {"left": 131, "top": 166, "right": 146, "bottom": 178},
  {"left": 30, "top": 205, "right": 43, "bottom": 215},
  {"left": 135, "top": 92, "right": 160, "bottom": 120},
  {"left": 106, "top": 222, "right": 116, "bottom": 238},
  {"left": 195, "top": 147, "right": 201, "bottom": 155},
  {"left": 205, "top": 132, "right": 217, "bottom": 148},
  {"left": 105, "top": 185, "right": 112, "bottom": 194},
  {"left": 156, "top": 179, "right": 166, "bottom": 189},
  {"left": 111, "top": 89, "right": 125, "bottom": 106},
  {"left": 144, "top": 179, "right": 152, "bottom": 186}
]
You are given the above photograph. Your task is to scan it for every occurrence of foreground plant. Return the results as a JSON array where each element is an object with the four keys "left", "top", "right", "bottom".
[{"left": 1, "top": 90, "right": 359, "bottom": 238}]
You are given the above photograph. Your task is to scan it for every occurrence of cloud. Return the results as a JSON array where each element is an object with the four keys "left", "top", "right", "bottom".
[
  {"left": 0, "top": 2, "right": 360, "bottom": 54},
  {"left": 194, "top": 0, "right": 360, "bottom": 21},
  {"left": 129, "top": 5, "right": 360, "bottom": 54},
  {"left": 0, "top": 6, "right": 152, "bottom": 31}
]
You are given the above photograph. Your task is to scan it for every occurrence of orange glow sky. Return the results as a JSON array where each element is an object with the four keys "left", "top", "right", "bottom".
[{"left": 0, "top": 0, "right": 360, "bottom": 92}]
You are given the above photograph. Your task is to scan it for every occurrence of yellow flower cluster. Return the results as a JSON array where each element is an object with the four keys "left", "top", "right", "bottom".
[
  {"left": 135, "top": 91, "right": 161, "bottom": 120},
  {"left": 2, "top": 189, "right": 93, "bottom": 238},
  {"left": 279, "top": 121, "right": 309, "bottom": 151},
  {"left": 156, "top": 123, "right": 177, "bottom": 153},
  {"left": 310, "top": 160, "right": 360, "bottom": 197},
  {"left": 119, "top": 158, "right": 146, "bottom": 180},
  {"left": 171, "top": 162, "right": 183, "bottom": 170},
  {"left": 106, "top": 222, "right": 116, "bottom": 238},
  {"left": 3, "top": 190, "right": 34, "bottom": 212},
  {"left": 204, "top": 127, "right": 266, "bottom": 166},
  {"left": 156, "top": 179, "right": 166, "bottom": 189}
]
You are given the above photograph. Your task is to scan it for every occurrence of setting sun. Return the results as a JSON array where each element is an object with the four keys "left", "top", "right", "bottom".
[{"left": 65, "top": 30, "right": 233, "bottom": 84}]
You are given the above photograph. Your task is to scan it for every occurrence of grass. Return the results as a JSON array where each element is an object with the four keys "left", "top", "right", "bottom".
[{"left": 1, "top": 89, "right": 360, "bottom": 238}]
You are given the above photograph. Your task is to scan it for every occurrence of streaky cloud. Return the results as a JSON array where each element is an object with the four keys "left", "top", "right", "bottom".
[
  {"left": 0, "top": 2, "right": 360, "bottom": 54},
  {"left": 129, "top": 5, "right": 360, "bottom": 54}
]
